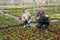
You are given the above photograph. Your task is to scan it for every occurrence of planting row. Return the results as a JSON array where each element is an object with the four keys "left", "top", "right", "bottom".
[
  {"left": 3, "top": 8, "right": 60, "bottom": 19},
  {"left": 0, "top": 22, "right": 60, "bottom": 40}
]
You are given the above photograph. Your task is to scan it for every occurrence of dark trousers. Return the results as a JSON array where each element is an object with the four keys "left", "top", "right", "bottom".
[
  {"left": 37, "top": 20, "right": 50, "bottom": 29},
  {"left": 24, "top": 20, "right": 31, "bottom": 25},
  {"left": 24, "top": 20, "right": 28, "bottom": 25}
]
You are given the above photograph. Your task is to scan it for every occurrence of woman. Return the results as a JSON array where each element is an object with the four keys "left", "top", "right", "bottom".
[{"left": 22, "top": 9, "right": 31, "bottom": 27}]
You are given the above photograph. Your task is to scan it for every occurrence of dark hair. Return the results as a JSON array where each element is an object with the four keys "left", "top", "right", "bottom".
[
  {"left": 40, "top": 5, "right": 44, "bottom": 8},
  {"left": 23, "top": 8, "right": 27, "bottom": 12},
  {"left": 41, "top": 6, "right": 44, "bottom": 7}
]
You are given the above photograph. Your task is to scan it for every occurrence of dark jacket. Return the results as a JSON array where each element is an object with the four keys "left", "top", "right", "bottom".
[{"left": 35, "top": 11, "right": 49, "bottom": 21}]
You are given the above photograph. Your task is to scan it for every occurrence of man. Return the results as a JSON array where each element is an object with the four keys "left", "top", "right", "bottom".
[
  {"left": 35, "top": 6, "right": 50, "bottom": 31},
  {"left": 22, "top": 9, "right": 31, "bottom": 27}
]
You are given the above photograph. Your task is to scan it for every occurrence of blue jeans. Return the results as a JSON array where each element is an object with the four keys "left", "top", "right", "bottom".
[
  {"left": 24, "top": 20, "right": 28, "bottom": 25},
  {"left": 37, "top": 20, "right": 50, "bottom": 29},
  {"left": 24, "top": 20, "right": 31, "bottom": 26}
]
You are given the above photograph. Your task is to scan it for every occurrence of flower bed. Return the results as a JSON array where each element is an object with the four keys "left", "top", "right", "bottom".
[{"left": 0, "top": 22, "right": 60, "bottom": 40}]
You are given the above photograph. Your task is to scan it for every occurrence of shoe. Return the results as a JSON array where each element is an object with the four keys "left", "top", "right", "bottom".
[
  {"left": 46, "top": 29, "right": 48, "bottom": 33},
  {"left": 23, "top": 25, "right": 26, "bottom": 27}
]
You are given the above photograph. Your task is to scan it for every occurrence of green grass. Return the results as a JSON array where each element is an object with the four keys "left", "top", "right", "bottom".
[
  {"left": 4, "top": 9, "right": 23, "bottom": 17},
  {"left": 2, "top": 5, "right": 60, "bottom": 19},
  {"left": 4, "top": 9, "right": 60, "bottom": 19},
  {"left": 49, "top": 14, "right": 60, "bottom": 19},
  {"left": 4, "top": 9, "right": 60, "bottom": 20},
  {"left": 0, "top": 14, "right": 20, "bottom": 27}
]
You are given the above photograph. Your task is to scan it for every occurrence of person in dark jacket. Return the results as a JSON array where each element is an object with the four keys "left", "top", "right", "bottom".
[{"left": 35, "top": 6, "right": 50, "bottom": 31}]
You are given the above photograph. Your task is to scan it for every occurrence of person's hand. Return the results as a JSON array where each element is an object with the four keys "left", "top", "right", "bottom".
[
  {"left": 45, "top": 15, "right": 49, "bottom": 20},
  {"left": 45, "top": 15, "right": 49, "bottom": 17},
  {"left": 37, "top": 16, "right": 40, "bottom": 20}
]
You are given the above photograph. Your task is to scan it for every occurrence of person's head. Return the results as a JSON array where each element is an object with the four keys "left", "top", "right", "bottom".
[
  {"left": 40, "top": 6, "right": 44, "bottom": 12},
  {"left": 23, "top": 8, "right": 28, "bottom": 13}
]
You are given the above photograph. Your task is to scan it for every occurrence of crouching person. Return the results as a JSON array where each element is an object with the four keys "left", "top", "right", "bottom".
[
  {"left": 35, "top": 6, "right": 50, "bottom": 31},
  {"left": 22, "top": 9, "right": 31, "bottom": 27}
]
